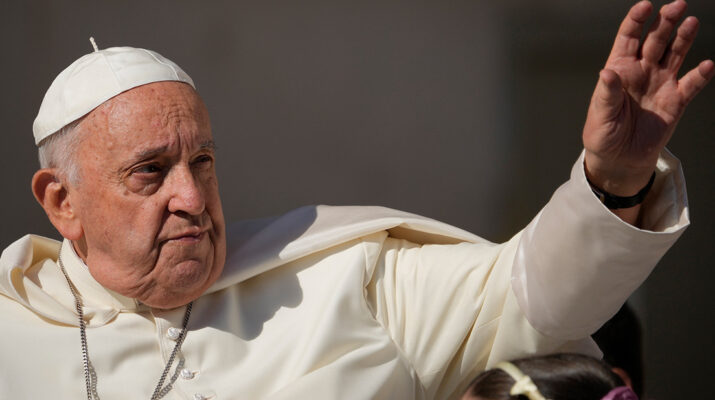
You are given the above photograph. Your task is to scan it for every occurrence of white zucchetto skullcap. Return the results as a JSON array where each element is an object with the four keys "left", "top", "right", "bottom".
[{"left": 33, "top": 43, "right": 195, "bottom": 145}]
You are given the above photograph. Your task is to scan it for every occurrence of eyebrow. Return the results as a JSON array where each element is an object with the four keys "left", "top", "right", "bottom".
[
  {"left": 199, "top": 140, "right": 216, "bottom": 152},
  {"left": 131, "top": 140, "right": 216, "bottom": 162},
  {"left": 119, "top": 140, "right": 218, "bottom": 174},
  {"left": 133, "top": 145, "right": 169, "bottom": 162}
]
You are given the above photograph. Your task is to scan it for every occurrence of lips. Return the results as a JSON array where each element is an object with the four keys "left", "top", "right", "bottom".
[{"left": 162, "top": 227, "right": 209, "bottom": 243}]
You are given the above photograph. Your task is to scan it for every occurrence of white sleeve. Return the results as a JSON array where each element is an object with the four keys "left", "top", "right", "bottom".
[
  {"left": 511, "top": 149, "right": 689, "bottom": 340},
  {"left": 366, "top": 234, "right": 601, "bottom": 400},
  {"left": 366, "top": 235, "right": 523, "bottom": 399},
  {"left": 365, "top": 150, "right": 687, "bottom": 399}
]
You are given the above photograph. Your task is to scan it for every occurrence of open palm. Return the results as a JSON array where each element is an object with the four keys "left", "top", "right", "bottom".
[{"left": 583, "top": 0, "right": 713, "bottom": 195}]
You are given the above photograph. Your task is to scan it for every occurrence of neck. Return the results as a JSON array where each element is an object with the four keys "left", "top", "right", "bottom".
[{"left": 71, "top": 237, "right": 89, "bottom": 263}]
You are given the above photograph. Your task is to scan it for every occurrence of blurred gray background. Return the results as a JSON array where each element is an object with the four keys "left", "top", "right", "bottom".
[{"left": 1, "top": 0, "right": 712, "bottom": 397}]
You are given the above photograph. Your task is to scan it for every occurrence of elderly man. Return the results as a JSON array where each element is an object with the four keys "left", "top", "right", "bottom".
[{"left": 0, "top": 1, "right": 711, "bottom": 399}]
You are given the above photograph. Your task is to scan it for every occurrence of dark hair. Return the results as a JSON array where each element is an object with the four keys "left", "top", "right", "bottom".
[
  {"left": 464, "top": 353, "right": 625, "bottom": 400},
  {"left": 592, "top": 303, "right": 643, "bottom": 397}
]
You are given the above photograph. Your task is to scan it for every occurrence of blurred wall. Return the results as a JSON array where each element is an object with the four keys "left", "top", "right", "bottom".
[{"left": 1, "top": 1, "right": 712, "bottom": 398}]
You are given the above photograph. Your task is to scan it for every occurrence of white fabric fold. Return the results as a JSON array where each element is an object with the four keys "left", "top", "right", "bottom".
[
  {"left": 511, "top": 150, "right": 688, "bottom": 339},
  {"left": 211, "top": 205, "right": 486, "bottom": 292}
]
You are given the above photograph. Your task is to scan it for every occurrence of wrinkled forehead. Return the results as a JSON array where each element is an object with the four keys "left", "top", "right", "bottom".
[
  {"left": 100, "top": 81, "right": 206, "bottom": 119},
  {"left": 78, "top": 82, "right": 213, "bottom": 159}
]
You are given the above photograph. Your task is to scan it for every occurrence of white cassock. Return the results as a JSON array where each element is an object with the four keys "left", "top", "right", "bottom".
[{"left": 0, "top": 152, "right": 688, "bottom": 400}]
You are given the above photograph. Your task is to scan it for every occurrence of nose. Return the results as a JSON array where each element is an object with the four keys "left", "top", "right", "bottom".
[{"left": 166, "top": 166, "right": 205, "bottom": 216}]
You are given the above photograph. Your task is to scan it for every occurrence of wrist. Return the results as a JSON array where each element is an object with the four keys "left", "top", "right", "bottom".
[
  {"left": 583, "top": 152, "right": 656, "bottom": 196},
  {"left": 587, "top": 171, "right": 655, "bottom": 210}
]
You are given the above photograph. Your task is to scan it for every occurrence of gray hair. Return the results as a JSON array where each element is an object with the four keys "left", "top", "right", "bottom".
[{"left": 37, "top": 118, "right": 84, "bottom": 184}]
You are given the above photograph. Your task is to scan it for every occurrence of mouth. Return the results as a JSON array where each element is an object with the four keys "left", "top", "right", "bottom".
[{"left": 165, "top": 229, "right": 208, "bottom": 243}]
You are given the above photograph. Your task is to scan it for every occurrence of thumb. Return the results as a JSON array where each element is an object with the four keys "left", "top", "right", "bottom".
[{"left": 593, "top": 69, "right": 625, "bottom": 119}]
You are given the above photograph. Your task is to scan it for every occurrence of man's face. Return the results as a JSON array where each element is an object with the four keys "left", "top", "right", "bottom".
[{"left": 69, "top": 81, "right": 226, "bottom": 309}]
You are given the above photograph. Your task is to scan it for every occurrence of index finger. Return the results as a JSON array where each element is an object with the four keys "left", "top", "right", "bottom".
[{"left": 607, "top": 1, "right": 653, "bottom": 63}]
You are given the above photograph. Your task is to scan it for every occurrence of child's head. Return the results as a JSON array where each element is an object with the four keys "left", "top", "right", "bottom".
[{"left": 462, "top": 353, "right": 637, "bottom": 400}]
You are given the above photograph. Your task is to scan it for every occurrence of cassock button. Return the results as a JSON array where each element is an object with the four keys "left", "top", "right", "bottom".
[
  {"left": 180, "top": 368, "right": 195, "bottom": 380},
  {"left": 166, "top": 327, "right": 182, "bottom": 340}
]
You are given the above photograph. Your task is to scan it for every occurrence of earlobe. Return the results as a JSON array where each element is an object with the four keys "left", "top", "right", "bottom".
[
  {"left": 32, "top": 169, "right": 83, "bottom": 240},
  {"left": 611, "top": 367, "right": 633, "bottom": 390}
]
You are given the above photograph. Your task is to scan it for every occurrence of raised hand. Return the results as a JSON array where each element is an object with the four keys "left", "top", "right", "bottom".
[{"left": 582, "top": 0, "right": 713, "bottom": 204}]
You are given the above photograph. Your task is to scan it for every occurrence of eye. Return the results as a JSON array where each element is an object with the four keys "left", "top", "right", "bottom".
[
  {"left": 132, "top": 163, "right": 163, "bottom": 175},
  {"left": 192, "top": 154, "right": 214, "bottom": 168}
]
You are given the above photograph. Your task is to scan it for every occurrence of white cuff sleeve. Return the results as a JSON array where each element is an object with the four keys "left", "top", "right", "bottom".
[{"left": 511, "top": 149, "right": 689, "bottom": 340}]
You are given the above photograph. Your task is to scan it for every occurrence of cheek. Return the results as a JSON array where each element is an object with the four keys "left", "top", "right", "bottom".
[
  {"left": 206, "top": 187, "right": 226, "bottom": 252},
  {"left": 80, "top": 195, "right": 165, "bottom": 258},
  {"left": 199, "top": 178, "right": 225, "bottom": 279},
  {"left": 203, "top": 175, "right": 224, "bottom": 222},
  {"left": 124, "top": 201, "right": 167, "bottom": 248}
]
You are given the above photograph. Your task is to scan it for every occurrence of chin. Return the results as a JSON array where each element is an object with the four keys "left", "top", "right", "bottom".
[
  {"left": 139, "top": 264, "right": 213, "bottom": 310},
  {"left": 141, "top": 244, "right": 225, "bottom": 309},
  {"left": 143, "top": 284, "right": 208, "bottom": 310}
]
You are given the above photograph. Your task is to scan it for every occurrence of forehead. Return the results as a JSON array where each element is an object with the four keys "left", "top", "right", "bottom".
[{"left": 80, "top": 81, "right": 212, "bottom": 156}]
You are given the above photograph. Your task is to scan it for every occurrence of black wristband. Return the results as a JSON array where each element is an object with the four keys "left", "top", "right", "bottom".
[{"left": 586, "top": 172, "right": 656, "bottom": 209}]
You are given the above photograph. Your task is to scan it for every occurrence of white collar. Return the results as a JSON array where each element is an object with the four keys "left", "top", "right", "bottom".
[{"left": 60, "top": 239, "right": 143, "bottom": 315}]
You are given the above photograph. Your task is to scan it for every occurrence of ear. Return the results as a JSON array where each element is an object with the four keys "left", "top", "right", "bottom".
[
  {"left": 32, "top": 169, "right": 83, "bottom": 240},
  {"left": 611, "top": 367, "right": 633, "bottom": 389}
]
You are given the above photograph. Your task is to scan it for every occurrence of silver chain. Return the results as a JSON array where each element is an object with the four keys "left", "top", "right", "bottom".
[{"left": 58, "top": 254, "right": 193, "bottom": 400}]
